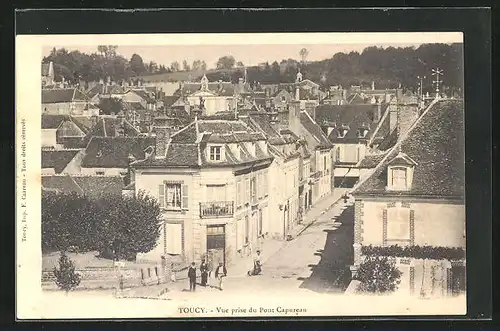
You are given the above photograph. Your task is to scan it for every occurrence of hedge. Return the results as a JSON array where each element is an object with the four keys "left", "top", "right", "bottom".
[{"left": 361, "top": 245, "right": 465, "bottom": 261}]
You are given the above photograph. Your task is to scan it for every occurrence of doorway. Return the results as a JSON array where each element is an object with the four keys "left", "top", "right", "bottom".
[{"left": 207, "top": 224, "right": 226, "bottom": 266}]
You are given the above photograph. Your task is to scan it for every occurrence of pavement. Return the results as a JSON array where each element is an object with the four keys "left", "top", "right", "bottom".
[{"left": 118, "top": 189, "right": 354, "bottom": 300}]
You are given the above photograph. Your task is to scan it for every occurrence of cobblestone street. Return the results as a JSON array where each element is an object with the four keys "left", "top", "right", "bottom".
[{"left": 161, "top": 192, "right": 354, "bottom": 300}]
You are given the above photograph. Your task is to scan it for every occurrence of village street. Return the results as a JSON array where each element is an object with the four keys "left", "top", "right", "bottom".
[{"left": 161, "top": 192, "right": 354, "bottom": 301}]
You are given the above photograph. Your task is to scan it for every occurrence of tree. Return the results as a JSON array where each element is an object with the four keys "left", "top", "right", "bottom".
[
  {"left": 130, "top": 53, "right": 146, "bottom": 75},
  {"left": 98, "top": 45, "right": 118, "bottom": 59},
  {"left": 170, "top": 61, "right": 180, "bottom": 72},
  {"left": 354, "top": 256, "right": 402, "bottom": 294},
  {"left": 200, "top": 61, "right": 207, "bottom": 71},
  {"left": 236, "top": 61, "right": 244, "bottom": 67},
  {"left": 216, "top": 55, "right": 236, "bottom": 70},
  {"left": 299, "top": 48, "right": 309, "bottom": 63},
  {"left": 192, "top": 60, "right": 202, "bottom": 71},
  {"left": 99, "top": 97, "right": 123, "bottom": 115},
  {"left": 149, "top": 61, "right": 158, "bottom": 74},
  {"left": 93, "top": 191, "right": 162, "bottom": 260},
  {"left": 182, "top": 60, "right": 190, "bottom": 71},
  {"left": 53, "top": 251, "right": 81, "bottom": 293}
]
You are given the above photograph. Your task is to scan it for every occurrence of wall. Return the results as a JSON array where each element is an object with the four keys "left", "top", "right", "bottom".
[
  {"left": 134, "top": 168, "right": 196, "bottom": 262},
  {"left": 356, "top": 199, "right": 465, "bottom": 250},
  {"left": 187, "top": 94, "right": 232, "bottom": 116},
  {"left": 334, "top": 143, "right": 367, "bottom": 164},
  {"left": 80, "top": 167, "right": 127, "bottom": 176},
  {"left": 42, "top": 129, "right": 57, "bottom": 147}
]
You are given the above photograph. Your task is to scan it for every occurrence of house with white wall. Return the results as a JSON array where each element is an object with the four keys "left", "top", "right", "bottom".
[
  {"left": 350, "top": 98, "right": 465, "bottom": 297},
  {"left": 131, "top": 117, "right": 273, "bottom": 267}
]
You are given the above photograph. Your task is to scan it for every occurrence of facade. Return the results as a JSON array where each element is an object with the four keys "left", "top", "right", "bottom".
[
  {"left": 350, "top": 99, "right": 466, "bottom": 297},
  {"left": 131, "top": 118, "right": 273, "bottom": 267},
  {"left": 176, "top": 75, "right": 235, "bottom": 116},
  {"left": 316, "top": 103, "right": 389, "bottom": 188},
  {"left": 244, "top": 112, "right": 302, "bottom": 239},
  {"left": 122, "top": 89, "right": 158, "bottom": 111},
  {"left": 42, "top": 88, "right": 95, "bottom": 116},
  {"left": 284, "top": 96, "right": 334, "bottom": 205}
]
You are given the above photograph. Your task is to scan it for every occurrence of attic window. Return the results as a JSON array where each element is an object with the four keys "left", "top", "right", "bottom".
[
  {"left": 338, "top": 125, "right": 349, "bottom": 138},
  {"left": 389, "top": 167, "right": 407, "bottom": 190},
  {"left": 209, "top": 146, "right": 222, "bottom": 161},
  {"left": 357, "top": 128, "right": 369, "bottom": 138},
  {"left": 386, "top": 152, "right": 417, "bottom": 191}
]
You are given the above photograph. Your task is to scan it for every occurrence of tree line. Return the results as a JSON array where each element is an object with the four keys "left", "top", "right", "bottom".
[
  {"left": 207, "top": 43, "right": 463, "bottom": 93},
  {"left": 44, "top": 43, "right": 463, "bottom": 93},
  {"left": 43, "top": 45, "right": 207, "bottom": 84},
  {"left": 42, "top": 190, "right": 162, "bottom": 261}
]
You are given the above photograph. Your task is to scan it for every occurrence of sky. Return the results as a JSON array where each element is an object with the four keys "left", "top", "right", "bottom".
[
  {"left": 41, "top": 32, "right": 462, "bottom": 70},
  {"left": 42, "top": 43, "right": 440, "bottom": 70}
]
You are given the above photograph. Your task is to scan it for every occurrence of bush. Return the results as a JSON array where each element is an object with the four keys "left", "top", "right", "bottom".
[
  {"left": 355, "top": 256, "right": 402, "bottom": 294},
  {"left": 53, "top": 251, "right": 81, "bottom": 293}
]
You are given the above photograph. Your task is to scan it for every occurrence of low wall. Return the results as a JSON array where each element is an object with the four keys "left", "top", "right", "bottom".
[{"left": 42, "top": 265, "right": 170, "bottom": 291}]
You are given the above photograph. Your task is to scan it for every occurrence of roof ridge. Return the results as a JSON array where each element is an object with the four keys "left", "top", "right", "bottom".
[
  {"left": 67, "top": 174, "right": 85, "bottom": 195},
  {"left": 367, "top": 105, "right": 391, "bottom": 146},
  {"left": 351, "top": 98, "right": 442, "bottom": 194}
]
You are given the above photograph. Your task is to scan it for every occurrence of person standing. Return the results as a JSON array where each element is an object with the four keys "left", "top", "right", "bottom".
[
  {"left": 206, "top": 255, "right": 213, "bottom": 287},
  {"left": 215, "top": 261, "right": 227, "bottom": 291},
  {"left": 200, "top": 259, "right": 208, "bottom": 287},
  {"left": 188, "top": 262, "right": 197, "bottom": 292}
]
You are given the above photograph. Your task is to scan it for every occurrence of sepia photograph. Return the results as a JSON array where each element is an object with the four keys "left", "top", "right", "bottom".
[{"left": 16, "top": 31, "right": 467, "bottom": 319}]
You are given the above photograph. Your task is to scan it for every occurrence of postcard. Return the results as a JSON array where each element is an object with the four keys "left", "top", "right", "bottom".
[{"left": 16, "top": 31, "right": 466, "bottom": 319}]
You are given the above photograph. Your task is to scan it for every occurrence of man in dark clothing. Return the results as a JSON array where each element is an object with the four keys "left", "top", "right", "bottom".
[
  {"left": 188, "top": 262, "right": 197, "bottom": 291},
  {"left": 215, "top": 261, "right": 227, "bottom": 291}
]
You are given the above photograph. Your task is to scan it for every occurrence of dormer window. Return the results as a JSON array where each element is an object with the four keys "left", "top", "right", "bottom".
[
  {"left": 357, "top": 128, "right": 369, "bottom": 138},
  {"left": 209, "top": 146, "right": 222, "bottom": 161},
  {"left": 338, "top": 125, "right": 349, "bottom": 138},
  {"left": 386, "top": 151, "right": 418, "bottom": 191}
]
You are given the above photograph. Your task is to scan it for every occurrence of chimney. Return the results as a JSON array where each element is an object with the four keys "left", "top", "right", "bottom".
[
  {"left": 154, "top": 127, "right": 170, "bottom": 158},
  {"left": 288, "top": 100, "right": 301, "bottom": 132},
  {"left": 184, "top": 102, "right": 191, "bottom": 114},
  {"left": 375, "top": 101, "right": 382, "bottom": 123}
]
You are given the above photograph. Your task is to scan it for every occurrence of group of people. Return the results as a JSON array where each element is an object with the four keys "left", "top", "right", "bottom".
[
  {"left": 187, "top": 256, "right": 227, "bottom": 292},
  {"left": 186, "top": 250, "right": 263, "bottom": 292}
]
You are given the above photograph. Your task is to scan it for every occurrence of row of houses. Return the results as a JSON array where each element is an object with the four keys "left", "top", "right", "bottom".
[{"left": 41, "top": 79, "right": 336, "bottom": 268}]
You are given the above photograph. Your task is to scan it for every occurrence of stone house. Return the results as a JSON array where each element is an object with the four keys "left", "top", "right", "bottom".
[{"left": 350, "top": 98, "right": 466, "bottom": 297}]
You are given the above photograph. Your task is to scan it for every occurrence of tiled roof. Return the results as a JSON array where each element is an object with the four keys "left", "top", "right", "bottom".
[
  {"left": 377, "top": 128, "right": 399, "bottom": 151},
  {"left": 70, "top": 116, "right": 97, "bottom": 133},
  {"left": 42, "top": 115, "right": 69, "bottom": 129},
  {"left": 41, "top": 149, "right": 81, "bottom": 173},
  {"left": 164, "top": 95, "right": 179, "bottom": 108},
  {"left": 352, "top": 99, "right": 464, "bottom": 198},
  {"left": 316, "top": 104, "right": 389, "bottom": 143},
  {"left": 357, "top": 152, "right": 387, "bottom": 169},
  {"left": 82, "top": 136, "right": 155, "bottom": 168},
  {"left": 83, "top": 116, "right": 141, "bottom": 143},
  {"left": 129, "top": 89, "right": 155, "bottom": 103},
  {"left": 58, "top": 121, "right": 86, "bottom": 137},
  {"left": 42, "top": 88, "right": 89, "bottom": 104},
  {"left": 347, "top": 93, "right": 366, "bottom": 105},
  {"left": 299, "top": 111, "right": 333, "bottom": 149},
  {"left": 133, "top": 117, "right": 272, "bottom": 168},
  {"left": 72, "top": 176, "right": 124, "bottom": 198},
  {"left": 42, "top": 175, "right": 84, "bottom": 195},
  {"left": 178, "top": 82, "right": 235, "bottom": 97},
  {"left": 42, "top": 175, "right": 124, "bottom": 198}
]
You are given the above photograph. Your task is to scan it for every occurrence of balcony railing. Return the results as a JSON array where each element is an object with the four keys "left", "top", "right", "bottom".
[{"left": 200, "top": 201, "right": 234, "bottom": 218}]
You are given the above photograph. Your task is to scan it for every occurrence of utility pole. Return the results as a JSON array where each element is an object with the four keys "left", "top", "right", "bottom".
[
  {"left": 431, "top": 68, "right": 444, "bottom": 99},
  {"left": 417, "top": 75, "right": 426, "bottom": 101}
]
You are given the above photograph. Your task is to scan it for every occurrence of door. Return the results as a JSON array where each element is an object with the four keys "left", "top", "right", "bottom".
[
  {"left": 451, "top": 265, "right": 466, "bottom": 295},
  {"left": 207, "top": 225, "right": 226, "bottom": 265}
]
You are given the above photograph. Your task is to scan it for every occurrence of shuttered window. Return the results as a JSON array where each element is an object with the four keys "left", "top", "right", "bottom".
[
  {"left": 166, "top": 223, "right": 182, "bottom": 255},
  {"left": 158, "top": 182, "right": 188, "bottom": 210},
  {"left": 236, "top": 180, "right": 242, "bottom": 207}
]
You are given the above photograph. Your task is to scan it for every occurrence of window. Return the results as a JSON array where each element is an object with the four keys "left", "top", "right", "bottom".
[
  {"left": 324, "top": 156, "right": 327, "bottom": 171},
  {"left": 250, "top": 177, "right": 257, "bottom": 204},
  {"left": 386, "top": 207, "right": 411, "bottom": 242},
  {"left": 158, "top": 182, "right": 188, "bottom": 210},
  {"left": 209, "top": 146, "right": 222, "bottom": 161},
  {"left": 281, "top": 95, "right": 286, "bottom": 102},
  {"left": 245, "top": 178, "right": 250, "bottom": 205},
  {"left": 206, "top": 185, "right": 226, "bottom": 201},
  {"left": 357, "top": 146, "right": 361, "bottom": 162},
  {"left": 391, "top": 167, "right": 407, "bottom": 189},
  {"left": 335, "top": 147, "right": 341, "bottom": 161},
  {"left": 165, "top": 223, "right": 183, "bottom": 254},
  {"left": 262, "top": 171, "right": 268, "bottom": 197},
  {"left": 236, "top": 180, "right": 242, "bottom": 207},
  {"left": 95, "top": 170, "right": 105, "bottom": 176},
  {"left": 245, "top": 216, "right": 249, "bottom": 244}
]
